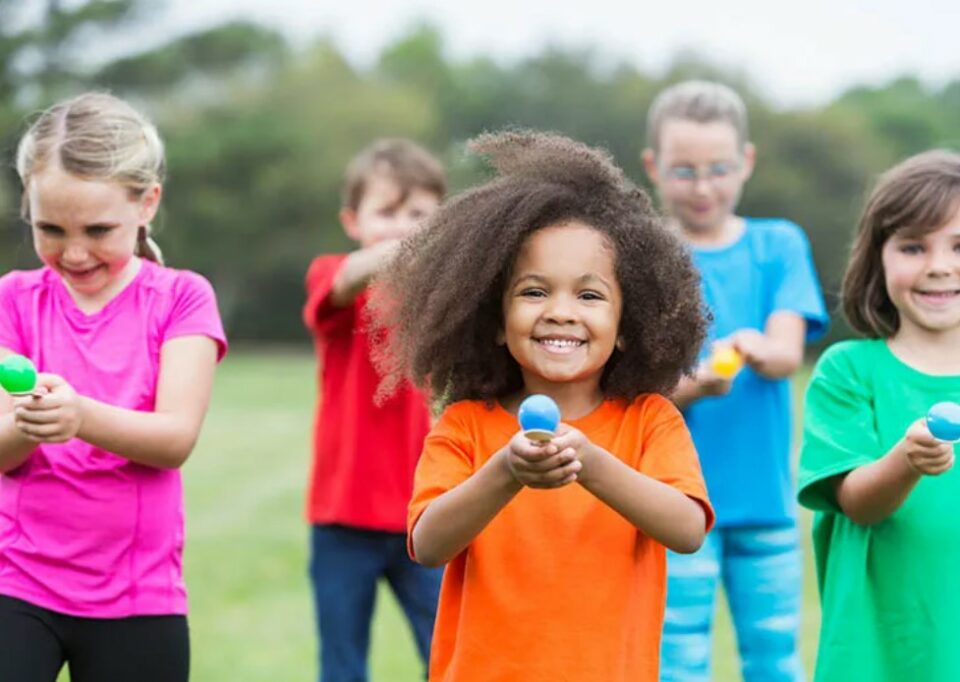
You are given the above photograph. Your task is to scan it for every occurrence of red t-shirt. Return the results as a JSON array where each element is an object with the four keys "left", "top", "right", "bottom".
[{"left": 303, "top": 254, "right": 432, "bottom": 532}]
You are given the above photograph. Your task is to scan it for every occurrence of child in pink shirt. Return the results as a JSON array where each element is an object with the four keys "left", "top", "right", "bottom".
[{"left": 0, "top": 93, "right": 226, "bottom": 682}]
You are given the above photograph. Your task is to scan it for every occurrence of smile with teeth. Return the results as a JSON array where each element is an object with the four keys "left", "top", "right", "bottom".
[
  {"left": 535, "top": 336, "right": 586, "bottom": 354},
  {"left": 915, "top": 289, "right": 960, "bottom": 304}
]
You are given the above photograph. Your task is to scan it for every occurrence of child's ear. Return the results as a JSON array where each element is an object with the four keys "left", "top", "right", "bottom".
[
  {"left": 616, "top": 336, "right": 626, "bottom": 352},
  {"left": 339, "top": 207, "right": 361, "bottom": 241},
  {"left": 741, "top": 143, "right": 757, "bottom": 182},
  {"left": 641, "top": 149, "right": 659, "bottom": 185},
  {"left": 496, "top": 327, "right": 506, "bottom": 346},
  {"left": 138, "top": 184, "right": 162, "bottom": 224}
]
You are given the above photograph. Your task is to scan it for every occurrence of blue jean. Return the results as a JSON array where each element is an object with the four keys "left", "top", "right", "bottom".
[
  {"left": 309, "top": 524, "right": 443, "bottom": 682},
  {"left": 660, "top": 525, "right": 804, "bottom": 682}
]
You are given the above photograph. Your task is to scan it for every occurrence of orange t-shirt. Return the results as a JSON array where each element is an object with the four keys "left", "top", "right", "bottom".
[{"left": 408, "top": 394, "right": 714, "bottom": 682}]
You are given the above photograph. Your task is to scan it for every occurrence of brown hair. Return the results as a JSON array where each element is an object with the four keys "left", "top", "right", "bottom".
[
  {"left": 16, "top": 92, "right": 167, "bottom": 264},
  {"left": 369, "top": 130, "right": 707, "bottom": 407},
  {"left": 843, "top": 149, "right": 960, "bottom": 337},
  {"left": 342, "top": 138, "right": 446, "bottom": 210},
  {"left": 646, "top": 80, "right": 749, "bottom": 153}
]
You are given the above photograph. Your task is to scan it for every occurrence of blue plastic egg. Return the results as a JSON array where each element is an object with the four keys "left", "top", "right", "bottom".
[
  {"left": 926, "top": 401, "right": 960, "bottom": 442},
  {"left": 518, "top": 394, "right": 561, "bottom": 442}
]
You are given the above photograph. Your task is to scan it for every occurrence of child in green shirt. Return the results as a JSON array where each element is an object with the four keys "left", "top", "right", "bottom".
[{"left": 799, "top": 150, "right": 960, "bottom": 682}]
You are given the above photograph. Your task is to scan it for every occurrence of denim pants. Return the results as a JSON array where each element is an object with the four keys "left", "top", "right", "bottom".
[
  {"left": 309, "top": 524, "right": 443, "bottom": 682},
  {"left": 660, "top": 525, "right": 804, "bottom": 682}
]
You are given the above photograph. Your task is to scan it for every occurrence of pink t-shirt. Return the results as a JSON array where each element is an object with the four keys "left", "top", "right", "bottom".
[{"left": 0, "top": 260, "right": 227, "bottom": 618}]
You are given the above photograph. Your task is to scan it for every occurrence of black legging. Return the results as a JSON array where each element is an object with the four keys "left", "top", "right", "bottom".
[{"left": 0, "top": 594, "right": 189, "bottom": 682}]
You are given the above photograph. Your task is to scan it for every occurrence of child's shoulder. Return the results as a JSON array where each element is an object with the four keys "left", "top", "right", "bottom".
[
  {"left": 744, "top": 216, "right": 810, "bottom": 246},
  {"left": 0, "top": 266, "right": 56, "bottom": 297},
  {"left": 813, "top": 339, "right": 885, "bottom": 380},
  {"left": 140, "top": 260, "right": 216, "bottom": 299}
]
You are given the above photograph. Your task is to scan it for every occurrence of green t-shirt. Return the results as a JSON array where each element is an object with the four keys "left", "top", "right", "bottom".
[{"left": 799, "top": 339, "right": 960, "bottom": 682}]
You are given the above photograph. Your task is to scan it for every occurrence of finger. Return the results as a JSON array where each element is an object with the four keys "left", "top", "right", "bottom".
[
  {"left": 14, "top": 407, "right": 62, "bottom": 425},
  {"left": 14, "top": 421, "right": 65, "bottom": 439},
  {"left": 513, "top": 441, "right": 558, "bottom": 460},
  {"left": 510, "top": 452, "right": 572, "bottom": 474}
]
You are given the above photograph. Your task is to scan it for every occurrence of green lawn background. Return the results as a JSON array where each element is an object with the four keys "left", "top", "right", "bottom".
[{"left": 59, "top": 349, "right": 820, "bottom": 681}]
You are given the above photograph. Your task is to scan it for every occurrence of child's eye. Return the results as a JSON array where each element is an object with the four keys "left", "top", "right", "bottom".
[
  {"left": 37, "top": 224, "right": 64, "bottom": 236},
  {"left": 579, "top": 291, "right": 604, "bottom": 301},
  {"left": 899, "top": 243, "right": 923, "bottom": 255},
  {"left": 519, "top": 288, "right": 546, "bottom": 298},
  {"left": 86, "top": 226, "right": 112, "bottom": 237},
  {"left": 667, "top": 166, "right": 697, "bottom": 181}
]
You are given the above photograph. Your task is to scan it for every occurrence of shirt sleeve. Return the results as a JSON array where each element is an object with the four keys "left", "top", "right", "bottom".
[
  {"left": 0, "top": 273, "right": 25, "bottom": 355},
  {"left": 303, "top": 255, "right": 355, "bottom": 337},
  {"left": 638, "top": 395, "right": 716, "bottom": 533},
  {"left": 770, "top": 222, "right": 829, "bottom": 342},
  {"left": 406, "top": 404, "right": 478, "bottom": 560},
  {"left": 797, "top": 345, "right": 879, "bottom": 512},
  {"left": 163, "top": 271, "right": 228, "bottom": 361}
]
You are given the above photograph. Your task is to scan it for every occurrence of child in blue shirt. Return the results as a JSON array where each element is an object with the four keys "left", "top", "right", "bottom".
[{"left": 642, "top": 80, "right": 828, "bottom": 682}]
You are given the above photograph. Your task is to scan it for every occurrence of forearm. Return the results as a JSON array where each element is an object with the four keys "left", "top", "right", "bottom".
[
  {"left": 412, "top": 450, "right": 523, "bottom": 567},
  {"left": 834, "top": 443, "right": 921, "bottom": 525},
  {"left": 329, "top": 242, "right": 395, "bottom": 306},
  {"left": 669, "top": 375, "right": 703, "bottom": 410},
  {"left": 750, "top": 341, "right": 802, "bottom": 379},
  {"left": 78, "top": 397, "right": 201, "bottom": 469},
  {"left": 579, "top": 448, "right": 707, "bottom": 553},
  {"left": 0, "top": 413, "right": 36, "bottom": 473}
]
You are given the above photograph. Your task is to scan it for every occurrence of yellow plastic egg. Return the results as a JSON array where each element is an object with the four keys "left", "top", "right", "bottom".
[{"left": 710, "top": 346, "right": 743, "bottom": 379}]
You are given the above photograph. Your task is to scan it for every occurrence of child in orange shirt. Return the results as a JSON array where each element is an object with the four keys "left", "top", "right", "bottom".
[{"left": 369, "top": 131, "right": 715, "bottom": 681}]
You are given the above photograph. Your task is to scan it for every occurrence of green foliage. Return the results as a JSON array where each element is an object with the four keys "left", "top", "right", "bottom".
[{"left": 1, "top": 15, "right": 958, "bottom": 344}]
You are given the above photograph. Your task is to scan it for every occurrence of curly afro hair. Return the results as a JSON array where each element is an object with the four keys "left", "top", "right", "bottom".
[{"left": 369, "top": 130, "right": 707, "bottom": 407}]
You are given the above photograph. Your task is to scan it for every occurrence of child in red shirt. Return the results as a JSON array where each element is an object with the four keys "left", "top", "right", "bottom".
[{"left": 302, "top": 139, "right": 446, "bottom": 682}]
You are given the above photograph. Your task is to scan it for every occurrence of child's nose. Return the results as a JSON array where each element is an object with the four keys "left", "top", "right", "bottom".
[
  {"left": 62, "top": 241, "right": 89, "bottom": 263},
  {"left": 544, "top": 294, "right": 577, "bottom": 322}
]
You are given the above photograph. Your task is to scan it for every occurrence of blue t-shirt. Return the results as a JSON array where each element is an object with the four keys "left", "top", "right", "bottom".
[{"left": 683, "top": 217, "right": 828, "bottom": 527}]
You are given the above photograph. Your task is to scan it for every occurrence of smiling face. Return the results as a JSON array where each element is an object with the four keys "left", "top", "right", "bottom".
[
  {"left": 501, "top": 222, "right": 623, "bottom": 397},
  {"left": 28, "top": 165, "right": 159, "bottom": 306},
  {"left": 644, "top": 119, "right": 753, "bottom": 241},
  {"left": 882, "top": 202, "right": 960, "bottom": 339}
]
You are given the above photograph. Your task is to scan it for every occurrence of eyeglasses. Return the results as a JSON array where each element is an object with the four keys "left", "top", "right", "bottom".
[{"left": 661, "top": 161, "right": 742, "bottom": 184}]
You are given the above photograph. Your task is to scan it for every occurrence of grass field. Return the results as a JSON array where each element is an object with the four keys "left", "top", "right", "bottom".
[{"left": 58, "top": 349, "right": 820, "bottom": 681}]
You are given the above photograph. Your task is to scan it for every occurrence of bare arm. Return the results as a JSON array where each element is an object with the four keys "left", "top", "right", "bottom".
[
  {"left": 412, "top": 432, "right": 583, "bottom": 567},
  {"left": 577, "top": 444, "right": 706, "bottom": 553},
  {"left": 13, "top": 336, "right": 218, "bottom": 469},
  {"left": 833, "top": 419, "right": 953, "bottom": 525},
  {"left": 732, "top": 311, "right": 806, "bottom": 379},
  {"left": 328, "top": 240, "right": 400, "bottom": 307},
  {"left": 669, "top": 369, "right": 731, "bottom": 410},
  {"left": 412, "top": 450, "right": 522, "bottom": 567}
]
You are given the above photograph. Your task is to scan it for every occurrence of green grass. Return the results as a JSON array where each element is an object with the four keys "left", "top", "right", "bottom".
[{"left": 61, "top": 350, "right": 821, "bottom": 681}]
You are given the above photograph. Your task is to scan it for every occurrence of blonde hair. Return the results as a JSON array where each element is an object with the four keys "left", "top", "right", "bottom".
[
  {"left": 16, "top": 92, "right": 167, "bottom": 264},
  {"left": 646, "top": 80, "right": 749, "bottom": 153}
]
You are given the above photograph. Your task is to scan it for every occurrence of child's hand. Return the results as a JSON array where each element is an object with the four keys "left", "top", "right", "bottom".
[
  {"left": 693, "top": 361, "right": 733, "bottom": 397},
  {"left": 12, "top": 373, "right": 83, "bottom": 444},
  {"left": 728, "top": 328, "right": 769, "bottom": 368},
  {"left": 901, "top": 418, "right": 955, "bottom": 476},
  {"left": 548, "top": 424, "right": 604, "bottom": 483},
  {"left": 505, "top": 430, "right": 582, "bottom": 489}
]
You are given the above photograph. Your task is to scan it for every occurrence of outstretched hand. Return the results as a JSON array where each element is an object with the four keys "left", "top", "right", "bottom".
[
  {"left": 504, "top": 426, "right": 582, "bottom": 489},
  {"left": 902, "top": 418, "right": 955, "bottom": 476},
  {"left": 12, "top": 373, "right": 83, "bottom": 444}
]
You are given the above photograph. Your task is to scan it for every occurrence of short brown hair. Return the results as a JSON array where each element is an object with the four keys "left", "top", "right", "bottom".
[
  {"left": 342, "top": 138, "right": 446, "bottom": 210},
  {"left": 646, "top": 80, "right": 749, "bottom": 153},
  {"left": 843, "top": 149, "right": 960, "bottom": 337},
  {"left": 369, "top": 130, "right": 707, "bottom": 407}
]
